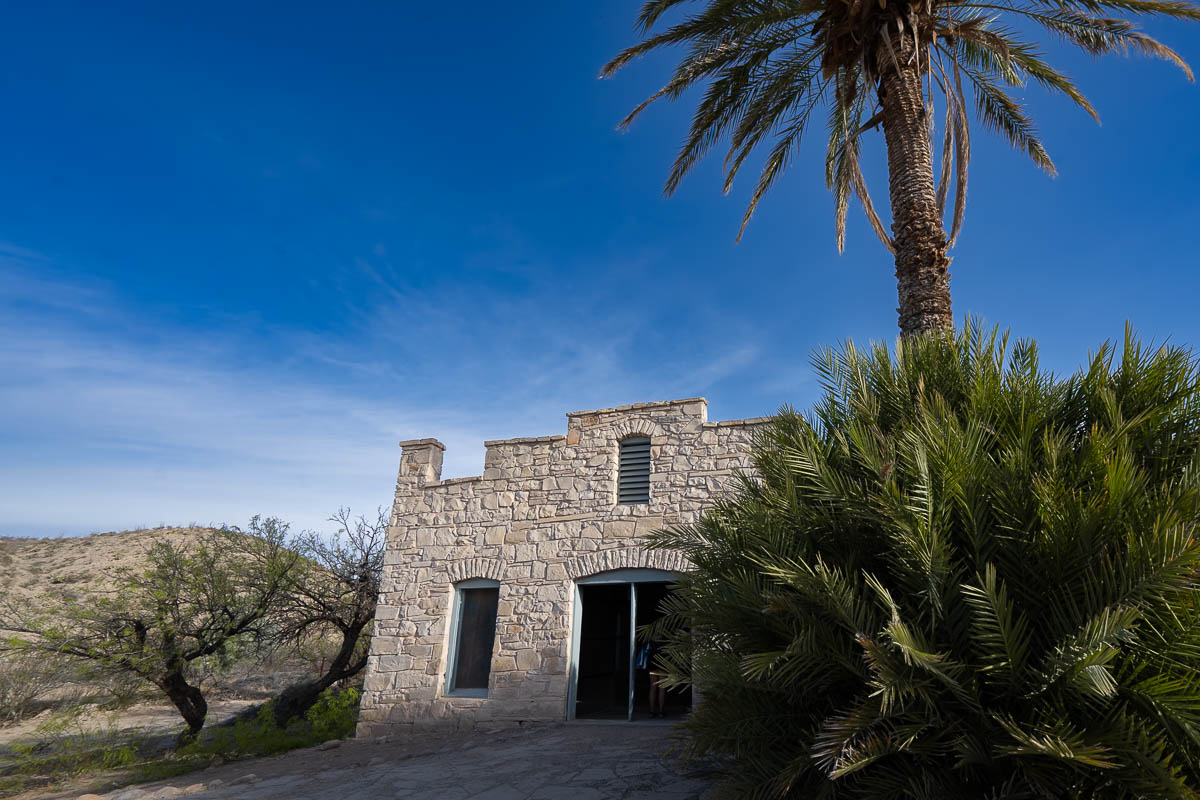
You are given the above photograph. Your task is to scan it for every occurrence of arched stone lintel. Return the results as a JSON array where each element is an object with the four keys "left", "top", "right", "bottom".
[
  {"left": 564, "top": 546, "right": 691, "bottom": 580},
  {"left": 612, "top": 419, "right": 663, "bottom": 442},
  {"left": 445, "top": 557, "right": 505, "bottom": 584}
]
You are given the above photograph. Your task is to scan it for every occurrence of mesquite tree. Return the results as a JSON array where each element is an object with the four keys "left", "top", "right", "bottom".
[
  {"left": 2, "top": 521, "right": 298, "bottom": 739},
  {"left": 269, "top": 507, "right": 386, "bottom": 725}
]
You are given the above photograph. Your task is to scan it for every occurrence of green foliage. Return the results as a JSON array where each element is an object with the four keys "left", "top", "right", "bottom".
[
  {"left": 178, "top": 687, "right": 361, "bottom": 760},
  {"left": 305, "top": 686, "right": 362, "bottom": 740},
  {"left": 648, "top": 323, "right": 1200, "bottom": 798},
  {"left": 0, "top": 687, "right": 361, "bottom": 796},
  {"left": 267, "top": 507, "right": 385, "bottom": 724},
  {"left": 0, "top": 712, "right": 149, "bottom": 796},
  {"left": 603, "top": 0, "right": 1199, "bottom": 246}
]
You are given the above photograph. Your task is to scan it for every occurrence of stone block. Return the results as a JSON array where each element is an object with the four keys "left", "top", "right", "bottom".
[
  {"left": 515, "top": 648, "right": 540, "bottom": 671},
  {"left": 363, "top": 671, "right": 393, "bottom": 692},
  {"left": 607, "top": 520, "right": 637, "bottom": 539},
  {"left": 635, "top": 516, "right": 665, "bottom": 534},
  {"left": 378, "top": 654, "right": 413, "bottom": 672}
]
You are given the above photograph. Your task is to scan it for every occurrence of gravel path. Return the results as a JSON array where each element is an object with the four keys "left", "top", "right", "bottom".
[{"left": 67, "top": 722, "right": 721, "bottom": 800}]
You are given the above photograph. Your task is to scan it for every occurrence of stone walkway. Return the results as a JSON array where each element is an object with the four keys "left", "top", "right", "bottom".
[{"left": 73, "top": 722, "right": 721, "bottom": 800}]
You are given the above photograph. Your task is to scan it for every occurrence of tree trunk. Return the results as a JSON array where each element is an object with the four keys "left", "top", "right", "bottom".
[
  {"left": 272, "top": 622, "right": 369, "bottom": 726},
  {"left": 878, "top": 38, "right": 953, "bottom": 336},
  {"left": 160, "top": 670, "right": 207, "bottom": 740}
]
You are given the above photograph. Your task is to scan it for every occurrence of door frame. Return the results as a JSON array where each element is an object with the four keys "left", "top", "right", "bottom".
[{"left": 566, "top": 568, "right": 677, "bottom": 721}]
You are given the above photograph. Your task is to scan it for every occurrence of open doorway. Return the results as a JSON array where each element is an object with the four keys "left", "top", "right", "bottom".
[
  {"left": 630, "top": 581, "right": 691, "bottom": 720},
  {"left": 570, "top": 569, "right": 692, "bottom": 722},
  {"left": 574, "top": 584, "right": 631, "bottom": 719}
]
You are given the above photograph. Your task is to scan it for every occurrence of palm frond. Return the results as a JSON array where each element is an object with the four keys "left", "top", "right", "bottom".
[
  {"left": 605, "top": 0, "right": 1200, "bottom": 253},
  {"left": 825, "top": 70, "right": 895, "bottom": 252},
  {"left": 952, "top": 55, "right": 1056, "bottom": 174},
  {"left": 643, "top": 322, "right": 1200, "bottom": 796}
]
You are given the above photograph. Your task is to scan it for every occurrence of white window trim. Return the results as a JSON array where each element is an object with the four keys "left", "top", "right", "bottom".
[{"left": 444, "top": 578, "right": 500, "bottom": 698}]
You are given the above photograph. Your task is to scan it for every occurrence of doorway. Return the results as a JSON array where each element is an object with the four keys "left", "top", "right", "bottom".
[
  {"left": 569, "top": 569, "right": 692, "bottom": 721},
  {"left": 574, "top": 584, "right": 631, "bottom": 719}
]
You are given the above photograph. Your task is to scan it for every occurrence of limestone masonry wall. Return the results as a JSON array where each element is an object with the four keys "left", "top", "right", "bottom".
[{"left": 357, "top": 398, "right": 767, "bottom": 735}]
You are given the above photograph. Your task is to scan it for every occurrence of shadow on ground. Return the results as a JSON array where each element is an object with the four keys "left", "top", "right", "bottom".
[{"left": 28, "top": 722, "right": 721, "bottom": 800}]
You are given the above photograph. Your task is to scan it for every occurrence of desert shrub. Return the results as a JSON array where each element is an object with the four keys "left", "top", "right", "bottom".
[
  {"left": 0, "top": 711, "right": 149, "bottom": 796},
  {"left": 0, "top": 651, "right": 72, "bottom": 722},
  {"left": 650, "top": 325, "right": 1200, "bottom": 798},
  {"left": 304, "top": 685, "right": 361, "bottom": 740},
  {"left": 179, "top": 686, "right": 360, "bottom": 760},
  {"left": 94, "top": 670, "right": 155, "bottom": 711},
  {"left": 0, "top": 651, "right": 152, "bottom": 732}
]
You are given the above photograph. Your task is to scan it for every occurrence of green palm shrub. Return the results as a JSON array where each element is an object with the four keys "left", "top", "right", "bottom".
[{"left": 649, "top": 324, "right": 1200, "bottom": 798}]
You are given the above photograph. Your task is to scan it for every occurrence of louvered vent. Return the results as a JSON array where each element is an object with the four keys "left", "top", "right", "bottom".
[{"left": 617, "top": 437, "right": 651, "bottom": 504}]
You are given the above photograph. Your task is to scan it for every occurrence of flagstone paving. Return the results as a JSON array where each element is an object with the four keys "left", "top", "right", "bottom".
[{"left": 75, "top": 722, "right": 720, "bottom": 800}]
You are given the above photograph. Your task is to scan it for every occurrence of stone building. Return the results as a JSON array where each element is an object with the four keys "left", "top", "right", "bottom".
[{"left": 357, "top": 398, "right": 767, "bottom": 735}]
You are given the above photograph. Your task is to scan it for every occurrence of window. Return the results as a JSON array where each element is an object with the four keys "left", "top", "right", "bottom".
[
  {"left": 446, "top": 579, "right": 500, "bottom": 697},
  {"left": 618, "top": 436, "right": 651, "bottom": 504}
]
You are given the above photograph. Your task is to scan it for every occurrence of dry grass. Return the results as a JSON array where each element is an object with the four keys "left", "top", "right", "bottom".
[{"left": 0, "top": 527, "right": 215, "bottom": 606}]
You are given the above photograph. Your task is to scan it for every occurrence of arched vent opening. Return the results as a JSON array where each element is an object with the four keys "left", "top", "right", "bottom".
[{"left": 617, "top": 436, "right": 651, "bottom": 505}]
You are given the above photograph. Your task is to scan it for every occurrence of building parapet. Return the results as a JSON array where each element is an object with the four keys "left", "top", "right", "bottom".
[
  {"left": 400, "top": 400, "right": 770, "bottom": 488},
  {"left": 397, "top": 438, "right": 446, "bottom": 450},
  {"left": 482, "top": 435, "right": 567, "bottom": 447},
  {"left": 564, "top": 397, "right": 707, "bottom": 418},
  {"left": 702, "top": 417, "right": 772, "bottom": 428}
]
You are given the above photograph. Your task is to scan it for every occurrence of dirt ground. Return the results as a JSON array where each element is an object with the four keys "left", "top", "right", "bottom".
[
  {"left": 0, "top": 697, "right": 262, "bottom": 749},
  {"left": 29, "top": 722, "right": 721, "bottom": 800}
]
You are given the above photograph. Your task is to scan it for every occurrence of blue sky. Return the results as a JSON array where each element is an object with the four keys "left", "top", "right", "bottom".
[{"left": 2, "top": 1, "right": 1198, "bottom": 537}]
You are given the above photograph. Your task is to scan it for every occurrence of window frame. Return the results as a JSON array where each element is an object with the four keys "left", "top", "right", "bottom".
[
  {"left": 444, "top": 578, "right": 501, "bottom": 698},
  {"left": 616, "top": 435, "right": 652, "bottom": 505}
]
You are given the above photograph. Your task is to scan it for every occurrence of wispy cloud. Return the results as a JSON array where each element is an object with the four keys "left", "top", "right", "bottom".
[
  {"left": 1, "top": 244, "right": 767, "bottom": 538},
  {"left": 0, "top": 257, "right": 479, "bottom": 536}
]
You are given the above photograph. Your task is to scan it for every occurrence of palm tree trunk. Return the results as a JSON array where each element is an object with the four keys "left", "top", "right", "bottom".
[{"left": 878, "top": 39, "right": 953, "bottom": 336}]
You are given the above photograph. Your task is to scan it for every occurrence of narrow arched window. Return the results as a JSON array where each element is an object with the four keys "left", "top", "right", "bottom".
[{"left": 617, "top": 436, "right": 651, "bottom": 505}]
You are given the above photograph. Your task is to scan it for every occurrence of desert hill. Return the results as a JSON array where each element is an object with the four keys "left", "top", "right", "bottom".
[{"left": 0, "top": 527, "right": 216, "bottom": 604}]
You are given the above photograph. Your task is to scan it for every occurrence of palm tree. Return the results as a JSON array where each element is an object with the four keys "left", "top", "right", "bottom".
[{"left": 602, "top": 0, "right": 1200, "bottom": 335}]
